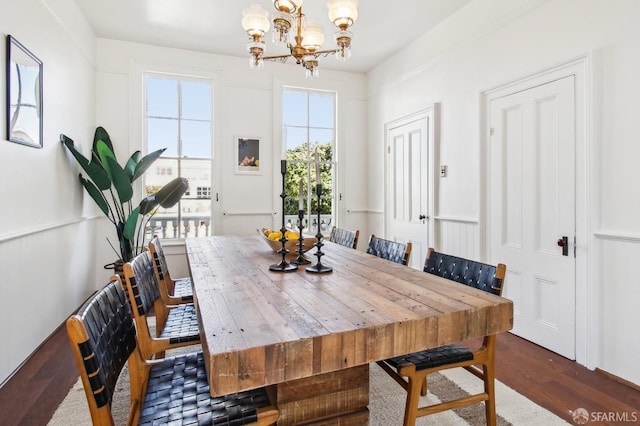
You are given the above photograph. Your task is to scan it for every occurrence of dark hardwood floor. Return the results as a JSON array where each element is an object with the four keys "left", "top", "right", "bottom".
[{"left": 0, "top": 324, "right": 638, "bottom": 425}]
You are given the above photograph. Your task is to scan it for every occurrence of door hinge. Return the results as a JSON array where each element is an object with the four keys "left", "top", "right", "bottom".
[
  {"left": 574, "top": 236, "right": 576, "bottom": 258},
  {"left": 489, "top": 128, "right": 495, "bottom": 136},
  {"left": 387, "top": 146, "right": 391, "bottom": 154}
]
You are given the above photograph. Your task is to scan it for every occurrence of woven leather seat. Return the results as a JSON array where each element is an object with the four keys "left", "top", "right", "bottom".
[
  {"left": 148, "top": 236, "right": 194, "bottom": 305},
  {"left": 366, "top": 234, "right": 412, "bottom": 265},
  {"left": 328, "top": 226, "right": 360, "bottom": 249},
  {"left": 122, "top": 251, "right": 200, "bottom": 359},
  {"left": 67, "top": 280, "right": 279, "bottom": 425},
  {"left": 384, "top": 344, "right": 473, "bottom": 371},
  {"left": 377, "top": 248, "right": 506, "bottom": 426}
]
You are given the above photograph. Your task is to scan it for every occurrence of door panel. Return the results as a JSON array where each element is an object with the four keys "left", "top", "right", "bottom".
[
  {"left": 490, "top": 76, "right": 576, "bottom": 359},
  {"left": 387, "top": 116, "right": 430, "bottom": 270}
]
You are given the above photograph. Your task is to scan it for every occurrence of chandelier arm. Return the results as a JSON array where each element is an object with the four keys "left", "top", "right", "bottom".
[
  {"left": 263, "top": 49, "right": 338, "bottom": 61},
  {"left": 263, "top": 53, "right": 296, "bottom": 61}
]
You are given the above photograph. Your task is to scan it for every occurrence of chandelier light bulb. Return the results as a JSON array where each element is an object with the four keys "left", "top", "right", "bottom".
[
  {"left": 273, "top": 0, "right": 303, "bottom": 14},
  {"left": 327, "top": 0, "right": 359, "bottom": 29},
  {"left": 302, "top": 22, "right": 325, "bottom": 51},
  {"left": 242, "top": 4, "right": 270, "bottom": 37}
]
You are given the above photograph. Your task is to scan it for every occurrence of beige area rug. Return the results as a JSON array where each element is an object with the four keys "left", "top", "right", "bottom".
[{"left": 49, "top": 348, "right": 569, "bottom": 425}]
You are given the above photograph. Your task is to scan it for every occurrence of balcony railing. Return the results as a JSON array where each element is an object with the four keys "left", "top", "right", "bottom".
[
  {"left": 146, "top": 214, "right": 334, "bottom": 239},
  {"left": 147, "top": 216, "right": 212, "bottom": 239}
]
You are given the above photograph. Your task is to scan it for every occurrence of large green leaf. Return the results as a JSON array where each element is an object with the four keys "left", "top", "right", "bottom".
[
  {"left": 139, "top": 194, "right": 158, "bottom": 215},
  {"left": 124, "top": 151, "right": 141, "bottom": 182},
  {"left": 123, "top": 206, "right": 140, "bottom": 240},
  {"left": 96, "top": 140, "right": 118, "bottom": 182},
  {"left": 106, "top": 156, "right": 133, "bottom": 204},
  {"left": 60, "top": 134, "right": 111, "bottom": 190},
  {"left": 79, "top": 174, "right": 110, "bottom": 217},
  {"left": 93, "top": 126, "right": 114, "bottom": 159},
  {"left": 155, "top": 177, "right": 189, "bottom": 208},
  {"left": 132, "top": 148, "right": 166, "bottom": 181}
]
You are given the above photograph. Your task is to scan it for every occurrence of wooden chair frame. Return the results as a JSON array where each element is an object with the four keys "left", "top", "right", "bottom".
[{"left": 377, "top": 248, "right": 506, "bottom": 426}]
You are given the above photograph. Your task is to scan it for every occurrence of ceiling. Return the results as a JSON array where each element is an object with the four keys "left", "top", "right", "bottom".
[{"left": 72, "top": 0, "right": 471, "bottom": 74}]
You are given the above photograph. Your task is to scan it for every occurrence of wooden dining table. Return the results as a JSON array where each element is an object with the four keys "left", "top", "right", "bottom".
[{"left": 185, "top": 234, "right": 513, "bottom": 425}]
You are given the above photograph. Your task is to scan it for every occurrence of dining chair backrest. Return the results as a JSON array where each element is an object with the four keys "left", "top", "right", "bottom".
[
  {"left": 328, "top": 226, "right": 360, "bottom": 249},
  {"left": 125, "top": 250, "right": 161, "bottom": 318},
  {"left": 66, "top": 279, "right": 140, "bottom": 424},
  {"left": 423, "top": 248, "right": 506, "bottom": 296},
  {"left": 148, "top": 236, "right": 193, "bottom": 304},
  {"left": 366, "top": 234, "right": 412, "bottom": 266}
]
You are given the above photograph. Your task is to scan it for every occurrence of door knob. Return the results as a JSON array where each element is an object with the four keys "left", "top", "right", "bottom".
[
  {"left": 557, "top": 236, "right": 568, "bottom": 256},
  {"left": 418, "top": 214, "right": 427, "bottom": 220}
]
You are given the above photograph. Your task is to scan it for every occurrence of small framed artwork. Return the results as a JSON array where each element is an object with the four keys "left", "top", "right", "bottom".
[
  {"left": 6, "top": 35, "right": 43, "bottom": 148},
  {"left": 235, "top": 137, "right": 261, "bottom": 174}
]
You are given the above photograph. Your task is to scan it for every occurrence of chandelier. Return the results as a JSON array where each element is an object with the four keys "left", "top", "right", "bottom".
[{"left": 241, "top": 0, "right": 359, "bottom": 78}]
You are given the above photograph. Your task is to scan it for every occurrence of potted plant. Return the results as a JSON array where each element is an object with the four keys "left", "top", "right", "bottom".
[{"left": 61, "top": 126, "right": 188, "bottom": 269}]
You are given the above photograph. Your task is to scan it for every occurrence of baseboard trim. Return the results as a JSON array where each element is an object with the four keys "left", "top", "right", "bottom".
[{"left": 595, "top": 368, "right": 640, "bottom": 392}]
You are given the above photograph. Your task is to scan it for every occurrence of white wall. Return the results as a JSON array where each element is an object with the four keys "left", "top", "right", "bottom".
[
  {"left": 0, "top": 0, "right": 97, "bottom": 384},
  {"left": 367, "top": 0, "right": 640, "bottom": 385}
]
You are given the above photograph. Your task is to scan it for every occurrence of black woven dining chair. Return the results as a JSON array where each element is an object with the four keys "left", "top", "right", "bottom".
[
  {"left": 366, "top": 234, "right": 412, "bottom": 265},
  {"left": 376, "top": 248, "right": 507, "bottom": 426},
  {"left": 148, "top": 236, "right": 193, "bottom": 305},
  {"left": 328, "top": 226, "right": 360, "bottom": 249},
  {"left": 66, "top": 279, "right": 280, "bottom": 425},
  {"left": 121, "top": 250, "right": 200, "bottom": 359}
]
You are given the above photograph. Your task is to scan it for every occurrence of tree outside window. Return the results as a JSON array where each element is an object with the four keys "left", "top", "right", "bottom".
[{"left": 282, "top": 88, "right": 336, "bottom": 234}]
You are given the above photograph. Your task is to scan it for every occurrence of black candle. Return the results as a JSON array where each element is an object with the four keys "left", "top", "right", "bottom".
[{"left": 281, "top": 159, "right": 287, "bottom": 174}]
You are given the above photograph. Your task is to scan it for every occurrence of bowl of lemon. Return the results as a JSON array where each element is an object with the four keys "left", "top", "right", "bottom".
[{"left": 258, "top": 228, "right": 316, "bottom": 253}]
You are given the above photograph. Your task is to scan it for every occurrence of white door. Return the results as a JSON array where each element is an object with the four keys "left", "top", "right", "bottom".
[
  {"left": 386, "top": 112, "right": 432, "bottom": 270},
  {"left": 489, "top": 76, "right": 576, "bottom": 359}
]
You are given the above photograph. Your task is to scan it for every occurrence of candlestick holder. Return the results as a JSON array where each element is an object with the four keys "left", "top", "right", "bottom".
[
  {"left": 306, "top": 184, "right": 332, "bottom": 274},
  {"left": 291, "top": 209, "right": 311, "bottom": 265},
  {"left": 270, "top": 161, "right": 297, "bottom": 272}
]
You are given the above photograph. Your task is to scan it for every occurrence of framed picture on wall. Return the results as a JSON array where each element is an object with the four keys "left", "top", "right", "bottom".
[
  {"left": 235, "top": 137, "right": 261, "bottom": 174},
  {"left": 6, "top": 35, "right": 43, "bottom": 148}
]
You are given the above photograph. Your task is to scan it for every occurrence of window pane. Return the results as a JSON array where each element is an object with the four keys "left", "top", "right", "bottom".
[
  {"left": 147, "top": 78, "right": 178, "bottom": 118},
  {"left": 181, "top": 81, "right": 212, "bottom": 120},
  {"left": 182, "top": 120, "right": 212, "bottom": 158},
  {"left": 309, "top": 129, "right": 334, "bottom": 157},
  {"left": 145, "top": 158, "right": 179, "bottom": 195},
  {"left": 148, "top": 118, "right": 178, "bottom": 156},
  {"left": 181, "top": 159, "right": 211, "bottom": 192},
  {"left": 284, "top": 126, "right": 309, "bottom": 151},
  {"left": 283, "top": 91, "right": 308, "bottom": 126},
  {"left": 309, "top": 93, "right": 334, "bottom": 128}
]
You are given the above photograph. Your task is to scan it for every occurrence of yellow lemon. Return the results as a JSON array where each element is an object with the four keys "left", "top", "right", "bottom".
[
  {"left": 268, "top": 231, "right": 282, "bottom": 241},
  {"left": 263, "top": 228, "right": 271, "bottom": 237},
  {"left": 285, "top": 231, "right": 299, "bottom": 240}
]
